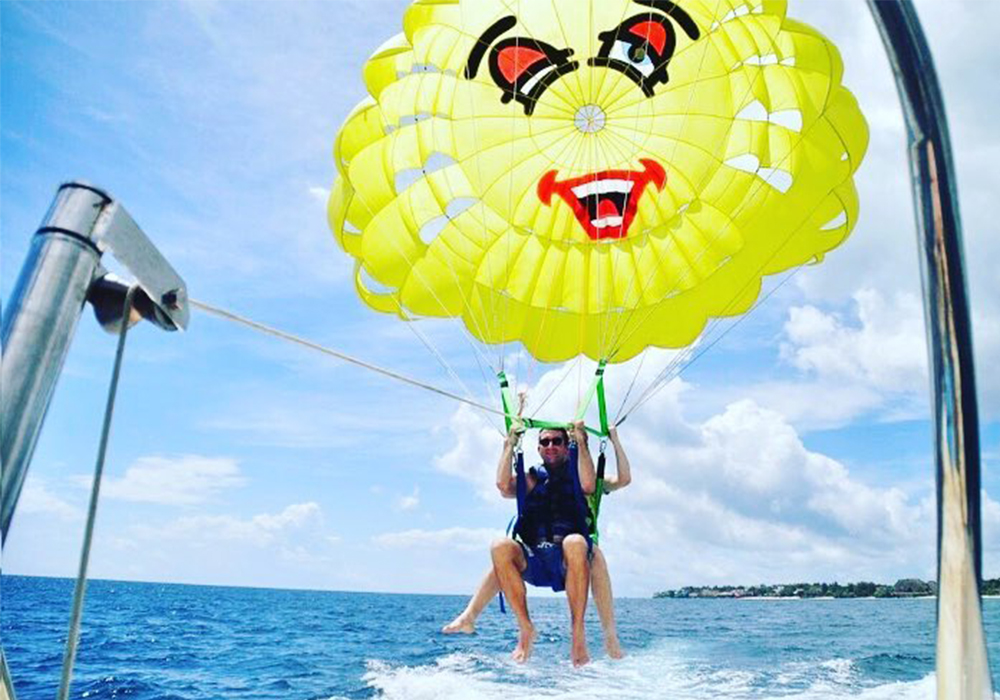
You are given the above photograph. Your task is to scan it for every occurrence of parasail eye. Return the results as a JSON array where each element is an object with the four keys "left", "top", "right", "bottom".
[
  {"left": 488, "top": 38, "right": 578, "bottom": 115},
  {"left": 495, "top": 45, "right": 547, "bottom": 84},
  {"left": 608, "top": 39, "right": 656, "bottom": 77},
  {"left": 590, "top": 12, "right": 697, "bottom": 96}
]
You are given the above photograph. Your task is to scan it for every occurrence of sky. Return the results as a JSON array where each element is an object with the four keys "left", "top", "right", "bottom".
[{"left": 2, "top": 0, "right": 998, "bottom": 599}]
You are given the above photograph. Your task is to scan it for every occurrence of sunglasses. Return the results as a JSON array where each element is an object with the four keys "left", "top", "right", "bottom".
[{"left": 538, "top": 437, "right": 565, "bottom": 447}]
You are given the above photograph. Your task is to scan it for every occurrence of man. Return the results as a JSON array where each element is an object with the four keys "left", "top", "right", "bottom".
[
  {"left": 490, "top": 421, "right": 595, "bottom": 665},
  {"left": 442, "top": 425, "right": 631, "bottom": 661}
]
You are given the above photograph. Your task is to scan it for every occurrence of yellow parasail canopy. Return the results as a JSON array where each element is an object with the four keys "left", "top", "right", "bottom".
[{"left": 328, "top": 0, "right": 868, "bottom": 364}]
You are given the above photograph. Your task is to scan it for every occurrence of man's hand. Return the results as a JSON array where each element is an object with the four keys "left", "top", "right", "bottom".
[
  {"left": 571, "top": 419, "right": 596, "bottom": 494},
  {"left": 505, "top": 418, "right": 525, "bottom": 447},
  {"left": 608, "top": 425, "right": 620, "bottom": 444}
]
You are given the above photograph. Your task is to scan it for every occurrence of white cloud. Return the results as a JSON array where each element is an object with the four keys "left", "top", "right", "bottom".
[
  {"left": 981, "top": 491, "right": 1000, "bottom": 574},
  {"left": 372, "top": 527, "right": 500, "bottom": 553},
  {"left": 135, "top": 501, "right": 324, "bottom": 546},
  {"left": 972, "top": 309, "right": 1000, "bottom": 419},
  {"left": 308, "top": 185, "right": 329, "bottom": 202},
  {"left": 700, "top": 290, "right": 932, "bottom": 429},
  {"left": 98, "top": 455, "right": 245, "bottom": 505},
  {"left": 734, "top": 380, "right": 887, "bottom": 432},
  {"left": 699, "top": 283, "right": 996, "bottom": 429},
  {"left": 782, "top": 289, "right": 927, "bottom": 394},
  {"left": 81, "top": 502, "right": 347, "bottom": 588},
  {"left": 396, "top": 486, "right": 420, "bottom": 511},
  {"left": 17, "top": 476, "right": 82, "bottom": 521},
  {"left": 433, "top": 404, "right": 504, "bottom": 500},
  {"left": 633, "top": 399, "right": 929, "bottom": 547}
]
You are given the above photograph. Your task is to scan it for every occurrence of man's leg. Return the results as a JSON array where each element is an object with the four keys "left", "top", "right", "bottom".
[
  {"left": 562, "top": 534, "right": 591, "bottom": 666},
  {"left": 442, "top": 566, "right": 500, "bottom": 634},
  {"left": 491, "top": 538, "right": 535, "bottom": 662},
  {"left": 590, "top": 546, "right": 623, "bottom": 658}
]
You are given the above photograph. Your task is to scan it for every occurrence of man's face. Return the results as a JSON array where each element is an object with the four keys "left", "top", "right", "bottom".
[{"left": 537, "top": 430, "right": 569, "bottom": 466}]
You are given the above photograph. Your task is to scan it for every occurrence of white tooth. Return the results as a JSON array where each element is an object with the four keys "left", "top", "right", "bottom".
[
  {"left": 571, "top": 179, "right": 635, "bottom": 198},
  {"left": 603, "top": 180, "right": 634, "bottom": 195},
  {"left": 591, "top": 216, "right": 624, "bottom": 229}
]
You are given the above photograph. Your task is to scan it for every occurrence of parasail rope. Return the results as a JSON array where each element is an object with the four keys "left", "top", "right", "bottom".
[
  {"left": 528, "top": 356, "right": 582, "bottom": 422},
  {"left": 617, "top": 262, "right": 805, "bottom": 424},
  {"left": 190, "top": 301, "right": 613, "bottom": 435},
  {"left": 402, "top": 317, "right": 504, "bottom": 434},
  {"left": 58, "top": 286, "right": 137, "bottom": 700},
  {"left": 620, "top": 269, "right": 799, "bottom": 422},
  {"left": 190, "top": 299, "right": 509, "bottom": 420}
]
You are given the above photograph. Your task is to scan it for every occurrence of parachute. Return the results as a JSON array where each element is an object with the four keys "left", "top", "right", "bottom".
[{"left": 328, "top": 0, "right": 868, "bottom": 366}]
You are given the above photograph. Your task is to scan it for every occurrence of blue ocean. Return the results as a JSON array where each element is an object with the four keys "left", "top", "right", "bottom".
[{"left": 4, "top": 576, "right": 999, "bottom": 699}]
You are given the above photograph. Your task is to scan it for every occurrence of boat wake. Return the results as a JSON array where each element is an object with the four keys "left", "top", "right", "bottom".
[{"left": 344, "top": 643, "right": 946, "bottom": 700}]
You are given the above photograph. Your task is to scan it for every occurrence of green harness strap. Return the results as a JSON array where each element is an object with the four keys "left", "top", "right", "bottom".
[
  {"left": 499, "top": 360, "right": 609, "bottom": 437},
  {"left": 587, "top": 450, "right": 607, "bottom": 544},
  {"left": 498, "top": 361, "right": 611, "bottom": 541}
]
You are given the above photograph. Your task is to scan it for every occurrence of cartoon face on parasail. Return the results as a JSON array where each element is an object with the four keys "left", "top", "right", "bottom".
[{"left": 328, "top": 0, "right": 868, "bottom": 364}]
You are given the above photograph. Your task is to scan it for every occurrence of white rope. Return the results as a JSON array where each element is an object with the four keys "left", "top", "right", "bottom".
[
  {"left": 190, "top": 299, "right": 507, "bottom": 420},
  {"left": 58, "top": 286, "right": 137, "bottom": 700},
  {"left": 618, "top": 263, "right": 805, "bottom": 423}
]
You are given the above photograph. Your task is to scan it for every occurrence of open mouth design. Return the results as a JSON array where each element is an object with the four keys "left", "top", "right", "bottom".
[{"left": 537, "top": 159, "right": 666, "bottom": 240}]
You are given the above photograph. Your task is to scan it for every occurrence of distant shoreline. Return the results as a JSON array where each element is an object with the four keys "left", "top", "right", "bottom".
[
  {"left": 657, "top": 577, "right": 1000, "bottom": 599},
  {"left": 659, "top": 595, "right": 938, "bottom": 600},
  {"left": 736, "top": 595, "right": 935, "bottom": 600},
  {"left": 654, "top": 578, "right": 940, "bottom": 599}
]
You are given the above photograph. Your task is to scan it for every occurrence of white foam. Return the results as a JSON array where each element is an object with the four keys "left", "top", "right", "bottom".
[{"left": 359, "top": 645, "right": 944, "bottom": 700}]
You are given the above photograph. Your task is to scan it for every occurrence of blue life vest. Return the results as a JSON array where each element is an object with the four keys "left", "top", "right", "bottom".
[
  {"left": 511, "top": 443, "right": 591, "bottom": 548},
  {"left": 515, "top": 465, "right": 588, "bottom": 546}
]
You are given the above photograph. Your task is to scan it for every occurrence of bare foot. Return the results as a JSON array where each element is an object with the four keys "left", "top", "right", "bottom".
[
  {"left": 571, "top": 635, "right": 591, "bottom": 667},
  {"left": 512, "top": 624, "right": 537, "bottom": 663},
  {"left": 441, "top": 614, "right": 475, "bottom": 634},
  {"left": 604, "top": 636, "right": 624, "bottom": 659}
]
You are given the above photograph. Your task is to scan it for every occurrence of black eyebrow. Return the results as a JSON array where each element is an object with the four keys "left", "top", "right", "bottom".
[
  {"left": 634, "top": 0, "right": 701, "bottom": 40},
  {"left": 464, "top": 15, "right": 517, "bottom": 79}
]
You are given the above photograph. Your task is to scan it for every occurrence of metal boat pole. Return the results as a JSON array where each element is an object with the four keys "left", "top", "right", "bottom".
[
  {"left": 1, "top": 184, "right": 110, "bottom": 542},
  {"left": 1, "top": 183, "right": 188, "bottom": 698},
  {"left": 867, "top": 1, "right": 992, "bottom": 697},
  {"left": 1, "top": 182, "right": 188, "bottom": 544}
]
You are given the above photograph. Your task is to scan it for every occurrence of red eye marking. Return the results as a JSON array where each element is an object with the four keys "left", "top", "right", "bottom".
[
  {"left": 629, "top": 21, "right": 667, "bottom": 56},
  {"left": 496, "top": 46, "right": 547, "bottom": 83}
]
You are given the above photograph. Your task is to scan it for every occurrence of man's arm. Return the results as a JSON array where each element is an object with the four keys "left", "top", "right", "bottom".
[
  {"left": 496, "top": 422, "right": 523, "bottom": 499},
  {"left": 602, "top": 425, "right": 632, "bottom": 492},
  {"left": 571, "top": 421, "right": 597, "bottom": 495}
]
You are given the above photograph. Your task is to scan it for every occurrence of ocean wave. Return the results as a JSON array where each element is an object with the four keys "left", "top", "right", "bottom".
[{"left": 359, "top": 644, "right": 943, "bottom": 700}]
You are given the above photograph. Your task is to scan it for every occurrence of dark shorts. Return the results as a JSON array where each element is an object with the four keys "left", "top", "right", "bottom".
[{"left": 520, "top": 541, "right": 568, "bottom": 592}]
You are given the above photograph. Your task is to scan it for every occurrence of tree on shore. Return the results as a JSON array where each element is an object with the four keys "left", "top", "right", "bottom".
[{"left": 654, "top": 579, "right": 939, "bottom": 599}]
